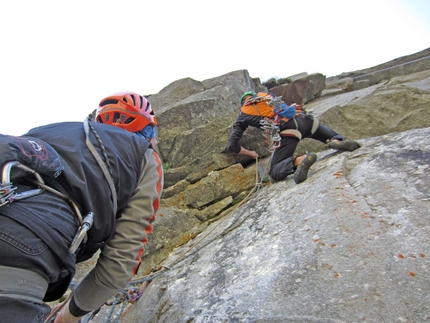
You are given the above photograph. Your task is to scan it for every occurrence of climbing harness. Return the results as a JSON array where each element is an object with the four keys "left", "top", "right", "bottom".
[
  {"left": 245, "top": 92, "right": 284, "bottom": 149},
  {"left": 246, "top": 93, "right": 315, "bottom": 150}
]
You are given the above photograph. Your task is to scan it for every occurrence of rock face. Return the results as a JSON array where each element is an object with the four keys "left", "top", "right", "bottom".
[
  {"left": 122, "top": 127, "right": 430, "bottom": 323},
  {"left": 269, "top": 73, "right": 326, "bottom": 104},
  {"left": 76, "top": 47, "right": 430, "bottom": 322},
  {"left": 148, "top": 70, "right": 268, "bottom": 188},
  {"left": 294, "top": 68, "right": 430, "bottom": 157},
  {"left": 326, "top": 47, "right": 430, "bottom": 90}
]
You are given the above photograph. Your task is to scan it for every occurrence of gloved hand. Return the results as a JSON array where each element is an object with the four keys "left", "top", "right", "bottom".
[{"left": 279, "top": 103, "right": 297, "bottom": 119}]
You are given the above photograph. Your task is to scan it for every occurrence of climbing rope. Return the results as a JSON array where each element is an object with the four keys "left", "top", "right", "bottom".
[
  {"left": 87, "top": 154, "right": 273, "bottom": 323},
  {"left": 49, "top": 121, "right": 277, "bottom": 322}
]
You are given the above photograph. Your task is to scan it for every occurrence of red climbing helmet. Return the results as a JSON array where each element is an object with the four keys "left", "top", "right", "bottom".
[{"left": 96, "top": 92, "right": 157, "bottom": 132}]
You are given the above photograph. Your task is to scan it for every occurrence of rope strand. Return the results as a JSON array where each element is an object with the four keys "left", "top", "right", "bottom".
[{"left": 68, "top": 150, "right": 275, "bottom": 322}]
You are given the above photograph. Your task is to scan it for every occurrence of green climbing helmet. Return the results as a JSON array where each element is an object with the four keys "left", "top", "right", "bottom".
[{"left": 240, "top": 91, "right": 257, "bottom": 105}]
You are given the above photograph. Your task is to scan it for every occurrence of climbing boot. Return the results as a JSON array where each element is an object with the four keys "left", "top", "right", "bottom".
[
  {"left": 329, "top": 139, "right": 361, "bottom": 152},
  {"left": 294, "top": 152, "right": 317, "bottom": 184}
]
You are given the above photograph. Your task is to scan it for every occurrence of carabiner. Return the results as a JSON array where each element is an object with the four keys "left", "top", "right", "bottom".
[{"left": 69, "top": 212, "right": 94, "bottom": 254}]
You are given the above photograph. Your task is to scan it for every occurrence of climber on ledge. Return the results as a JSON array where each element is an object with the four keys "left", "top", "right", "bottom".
[{"left": 226, "top": 91, "right": 360, "bottom": 184}]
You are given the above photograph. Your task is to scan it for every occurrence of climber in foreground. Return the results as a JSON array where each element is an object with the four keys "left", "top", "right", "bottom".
[
  {"left": 226, "top": 91, "right": 360, "bottom": 184},
  {"left": 0, "top": 92, "right": 163, "bottom": 323}
]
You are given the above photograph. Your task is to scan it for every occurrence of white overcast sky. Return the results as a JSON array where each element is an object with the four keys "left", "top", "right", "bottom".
[{"left": 1, "top": 0, "right": 429, "bottom": 135}]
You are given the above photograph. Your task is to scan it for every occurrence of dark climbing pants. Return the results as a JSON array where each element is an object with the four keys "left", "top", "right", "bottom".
[
  {"left": 0, "top": 215, "right": 62, "bottom": 323},
  {"left": 269, "top": 114, "right": 340, "bottom": 181}
]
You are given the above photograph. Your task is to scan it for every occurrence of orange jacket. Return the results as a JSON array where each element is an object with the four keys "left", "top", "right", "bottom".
[{"left": 240, "top": 92, "right": 275, "bottom": 117}]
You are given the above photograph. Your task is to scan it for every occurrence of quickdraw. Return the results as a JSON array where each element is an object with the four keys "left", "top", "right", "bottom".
[
  {"left": 0, "top": 182, "right": 16, "bottom": 207},
  {"left": 260, "top": 117, "right": 281, "bottom": 149},
  {"left": 0, "top": 161, "right": 45, "bottom": 206}
]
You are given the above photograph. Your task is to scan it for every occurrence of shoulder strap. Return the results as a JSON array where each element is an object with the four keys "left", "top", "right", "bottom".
[{"left": 83, "top": 118, "right": 118, "bottom": 216}]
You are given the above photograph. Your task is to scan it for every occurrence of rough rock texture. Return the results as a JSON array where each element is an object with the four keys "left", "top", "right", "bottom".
[
  {"left": 269, "top": 73, "right": 326, "bottom": 105},
  {"left": 73, "top": 48, "right": 430, "bottom": 322},
  {"left": 293, "top": 68, "right": 430, "bottom": 157},
  {"left": 149, "top": 70, "right": 267, "bottom": 188},
  {"left": 112, "top": 127, "right": 430, "bottom": 323},
  {"left": 153, "top": 51, "right": 430, "bottom": 191},
  {"left": 326, "top": 47, "right": 430, "bottom": 89}
]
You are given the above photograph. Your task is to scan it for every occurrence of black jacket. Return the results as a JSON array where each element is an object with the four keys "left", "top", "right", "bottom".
[
  {"left": 227, "top": 112, "right": 302, "bottom": 153},
  {"left": 0, "top": 121, "right": 149, "bottom": 300},
  {"left": 26, "top": 121, "right": 150, "bottom": 261}
]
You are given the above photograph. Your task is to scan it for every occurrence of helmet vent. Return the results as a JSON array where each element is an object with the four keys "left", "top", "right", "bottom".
[
  {"left": 130, "top": 95, "right": 137, "bottom": 107},
  {"left": 100, "top": 99, "right": 118, "bottom": 107},
  {"left": 113, "top": 113, "right": 135, "bottom": 125}
]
